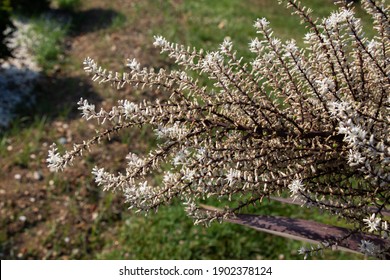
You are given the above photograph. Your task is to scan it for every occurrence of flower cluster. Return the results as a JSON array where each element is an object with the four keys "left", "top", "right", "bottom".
[{"left": 47, "top": 0, "right": 389, "bottom": 258}]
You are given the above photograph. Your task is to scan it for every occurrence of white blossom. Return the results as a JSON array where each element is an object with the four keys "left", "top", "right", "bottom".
[
  {"left": 126, "top": 58, "right": 141, "bottom": 71},
  {"left": 347, "top": 149, "right": 365, "bottom": 166},
  {"left": 182, "top": 168, "right": 196, "bottom": 181},
  {"left": 153, "top": 35, "right": 168, "bottom": 48},
  {"left": 316, "top": 77, "right": 335, "bottom": 94},
  {"left": 92, "top": 167, "right": 106, "bottom": 186},
  {"left": 47, "top": 144, "right": 63, "bottom": 172},
  {"left": 173, "top": 150, "right": 187, "bottom": 166},
  {"left": 254, "top": 18, "right": 269, "bottom": 30},
  {"left": 155, "top": 122, "right": 189, "bottom": 140},
  {"left": 201, "top": 52, "right": 224, "bottom": 72},
  {"left": 363, "top": 214, "right": 381, "bottom": 232},
  {"left": 285, "top": 40, "right": 298, "bottom": 53},
  {"left": 119, "top": 100, "right": 138, "bottom": 118},
  {"left": 137, "top": 181, "right": 149, "bottom": 194},
  {"left": 220, "top": 37, "right": 233, "bottom": 54},
  {"left": 77, "top": 98, "right": 96, "bottom": 120},
  {"left": 126, "top": 153, "right": 144, "bottom": 168},
  {"left": 288, "top": 179, "right": 304, "bottom": 198},
  {"left": 359, "top": 240, "right": 379, "bottom": 256},
  {"left": 225, "top": 168, "right": 241, "bottom": 186},
  {"left": 249, "top": 38, "right": 262, "bottom": 52}
]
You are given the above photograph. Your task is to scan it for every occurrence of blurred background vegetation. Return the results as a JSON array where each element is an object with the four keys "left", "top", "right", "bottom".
[{"left": 0, "top": 0, "right": 373, "bottom": 259}]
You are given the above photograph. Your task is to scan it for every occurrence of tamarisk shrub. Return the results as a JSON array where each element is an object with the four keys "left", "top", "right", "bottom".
[{"left": 47, "top": 0, "right": 389, "bottom": 259}]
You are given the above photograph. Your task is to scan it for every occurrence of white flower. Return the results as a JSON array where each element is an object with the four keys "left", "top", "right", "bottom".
[
  {"left": 92, "top": 167, "right": 106, "bottom": 186},
  {"left": 155, "top": 122, "right": 188, "bottom": 140},
  {"left": 153, "top": 35, "right": 167, "bottom": 48},
  {"left": 138, "top": 181, "right": 148, "bottom": 194},
  {"left": 126, "top": 58, "right": 140, "bottom": 71},
  {"left": 358, "top": 240, "right": 379, "bottom": 256},
  {"left": 163, "top": 171, "right": 177, "bottom": 185},
  {"left": 126, "top": 153, "right": 144, "bottom": 168},
  {"left": 263, "top": 52, "right": 275, "bottom": 62},
  {"left": 303, "top": 32, "right": 315, "bottom": 43},
  {"left": 328, "top": 101, "right": 351, "bottom": 117},
  {"left": 338, "top": 121, "right": 367, "bottom": 146},
  {"left": 83, "top": 57, "right": 97, "bottom": 73},
  {"left": 196, "top": 147, "right": 207, "bottom": 161},
  {"left": 225, "top": 168, "right": 241, "bottom": 186},
  {"left": 119, "top": 100, "right": 138, "bottom": 118},
  {"left": 298, "top": 246, "right": 309, "bottom": 260},
  {"left": 220, "top": 37, "right": 232, "bottom": 54},
  {"left": 347, "top": 149, "right": 365, "bottom": 167},
  {"left": 316, "top": 77, "right": 335, "bottom": 94},
  {"left": 47, "top": 144, "right": 63, "bottom": 172},
  {"left": 249, "top": 38, "right": 262, "bottom": 52},
  {"left": 182, "top": 168, "right": 196, "bottom": 181},
  {"left": 254, "top": 18, "right": 269, "bottom": 30},
  {"left": 77, "top": 98, "right": 95, "bottom": 120},
  {"left": 288, "top": 179, "right": 304, "bottom": 197},
  {"left": 363, "top": 214, "right": 381, "bottom": 232},
  {"left": 201, "top": 52, "right": 224, "bottom": 72},
  {"left": 324, "top": 10, "right": 353, "bottom": 29},
  {"left": 270, "top": 38, "right": 281, "bottom": 49},
  {"left": 285, "top": 40, "right": 298, "bottom": 53},
  {"left": 173, "top": 151, "right": 187, "bottom": 166}
]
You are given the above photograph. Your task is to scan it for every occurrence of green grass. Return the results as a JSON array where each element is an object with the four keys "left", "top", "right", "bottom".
[
  {"left": 97, "top": 199, "right": 361, "bottom": 260},
  {"left": 141, "top": 0, "right": 375, "bottom": 55},
  {"left": 110, "top": 13, "right": 127, "bottom": 30},
  {"left": 54, "top": 0, "right": 81, "bottom": 11},
  {"left": 0, "top": 116, "right": 47, "bottom": 168},
  {"left": 27, "top": 16, "right": 69, "bottom": 72}
]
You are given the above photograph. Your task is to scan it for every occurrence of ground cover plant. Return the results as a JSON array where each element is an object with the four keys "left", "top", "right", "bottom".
[
  {"left": 1, "top": 0, "right": 386, "bottom": 260},
  {"left": 47, "top": 0, "right": 390, "bottom": 259}
]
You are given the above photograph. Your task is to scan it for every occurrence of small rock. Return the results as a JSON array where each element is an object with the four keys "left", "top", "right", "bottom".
[
  {"left": 19, "top": 215, "right": 27, "bottom": 222},
  {"left": 92, "top": 212, "right": 98, "bottom": 220},
  {"left": 64, "top": 237, "right": 70, "bottom": 243},
  {"left": 14, "top": 174, "right": 22, "bottom": 180},
  {"left": 58, "top": 137, "right": 67, "bottom": 145},
  {"left": 33, "top": 171, "right": 43, "bottom": 181},
  {"left": 7, "top": 145, "right": 13, "bottom": 151}
]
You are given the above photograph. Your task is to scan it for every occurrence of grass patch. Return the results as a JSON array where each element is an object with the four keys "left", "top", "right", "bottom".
[
  {"left": 54, "top": 0, "right": 81, "bottom": 11},
  {"left": 26, "top": 16, "right": 69, "bottom": 72},
  {"left": 110, "top": 13, "right": 127, "bottom": 30},
  {"left": 97, "top": 199, "right": 361, "bottom": 260}
]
